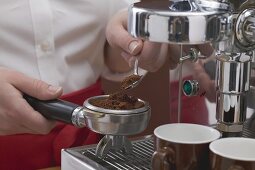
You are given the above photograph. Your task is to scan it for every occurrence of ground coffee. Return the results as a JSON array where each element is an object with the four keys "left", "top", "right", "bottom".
[
  {"left": 89, "top": 92, "right": 144, "bottom": 110},
  {"left": 121, "top": 74, "right": 141, "bottom": 89}
]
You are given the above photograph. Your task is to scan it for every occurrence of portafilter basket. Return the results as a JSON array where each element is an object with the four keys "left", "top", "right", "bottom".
[
  {"left": 24, "top": 94, "right": 151, "bottom": 136},
  {"left": 25, "top": 94, "right": 151, "bottom": 158}
]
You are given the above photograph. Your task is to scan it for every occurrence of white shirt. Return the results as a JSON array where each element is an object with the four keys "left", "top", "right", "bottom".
[{"left": 0, "top": 0, "right": 131, "bottom": 94}]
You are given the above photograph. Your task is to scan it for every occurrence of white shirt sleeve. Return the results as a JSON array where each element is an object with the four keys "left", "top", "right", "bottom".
[{"left": 0, "top": 0, "right": 138, "bottom": 94}]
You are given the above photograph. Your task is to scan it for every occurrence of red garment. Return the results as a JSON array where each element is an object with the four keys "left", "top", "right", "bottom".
[
  {"left": 170, "top": 76, "right": 209, "bottom": 125},
  {"left": 0, "top": 80, "right": 103, "bottom": 170}
]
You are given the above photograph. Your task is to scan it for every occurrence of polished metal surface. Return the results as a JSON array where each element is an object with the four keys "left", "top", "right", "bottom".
[
  {"left": 71, "top": 100, "right": 151, "bottom": 135},
  {"left": 215, "top": 52, "right": 251, "bottom": 132},
  {"left": 95, "top": 135, "right": 133, "bottom": 159},
  {"left": 216, "top": 92, "right": 247, "bottom": 125},
  {"left": 216, "top": 53, "right": 251, "bottom": 94},
  {"left": 71, "top": 95, "right": 151, "bottom": 136},
  {"left": 62, "top": 135, "right": 153, "bottom": 170},
  {"left": 83, "top": 109, "right": 150, "bottom": 135},
  {"left": 127, "top": 0, "right": 255, "bottom": 135},
  {"left": 124, "top": 58, "right": 143, "bottom": 90},
  {"left": 247, "top": 86, "right": 255, "bottom": 109},
  {"left": 249, "top": 52, "right": 255, "bottom": 109},
  {"left": 213, "top": 0, "right": 255, "bottom": 131},
  {"left": 72, "top": 106, "right": 86, "bottom": 127},
  {"left": 128, "top": 0, "right": 255, "bottom": 50},
  {"left": 251, "top": 51, "right": 255, "bottom": 109},
  {"left": 182, "top": 80, "right": 200, "bottom": 96},
  {"left": 214, "top": 1, "right": 255, "bottom": 53},
  {"left": 128, "top": 1, "right": 230, "bottom": 44},
  {"left": 236, "top": 8, "right": 255, "bottom": 51},
  {"left": 179, "top": 48, "right": 200, "bottom": 62}
]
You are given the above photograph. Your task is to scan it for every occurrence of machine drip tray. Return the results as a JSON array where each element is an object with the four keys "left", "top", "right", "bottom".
[
  {"left": 62, "top": 135, "right": 154, "bottom": 170},
  {"left": 62, "top": 120, "right": 255, "bottom": 170}
]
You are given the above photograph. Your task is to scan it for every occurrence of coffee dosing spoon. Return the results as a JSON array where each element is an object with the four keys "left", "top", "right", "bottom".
[{"left": 121, "top": 58, "right": 143, "bottom": 90}]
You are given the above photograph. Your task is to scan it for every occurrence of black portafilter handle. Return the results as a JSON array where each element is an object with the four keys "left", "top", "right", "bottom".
[{"left": 23, "top": 94, "right": 80, "bottom": 124}]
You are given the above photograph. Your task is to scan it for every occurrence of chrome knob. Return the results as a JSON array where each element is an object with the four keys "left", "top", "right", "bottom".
[
  {"left": 182, "top": 80, "right": 199, "bottom": 96},
  {"left": 236, "top": 8, "right": 255, "bottom": 51},
  {"left": 180, "top": 48, "right": 200, "bottom": 63}
]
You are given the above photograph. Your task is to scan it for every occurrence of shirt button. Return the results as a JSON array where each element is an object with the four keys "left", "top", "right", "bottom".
[{"left": 40, "top": 41, "right": 51, "bottom": 52}]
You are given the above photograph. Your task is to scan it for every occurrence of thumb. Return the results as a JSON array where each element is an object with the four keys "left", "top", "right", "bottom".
[
  {"left": 107, "top": 26, "right": 143, "bottom": 55},
  {"left": 9, "top": 71, "right": 63, "bottom": 100},
  {"left": 106, "top": 9, "right": 143, "bottom": 56}
]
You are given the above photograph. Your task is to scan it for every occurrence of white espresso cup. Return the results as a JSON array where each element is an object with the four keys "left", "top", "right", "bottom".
[
  {"left": 209, "top": 137, "right": 255, "bottom": 170},
  {"left": 152, "top": 123, "right": 221, "bottom": 170}
]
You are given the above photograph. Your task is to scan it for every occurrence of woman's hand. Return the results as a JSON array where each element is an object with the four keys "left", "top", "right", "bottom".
[
  {"left": 105, "top": 9, "right": 215, "bottom": 73},
  {"left": 0, "top": 67, "right": 63, "bottom": 135},
  {"left": 105, "top": 9, "right": 170, "bottom": 72}
]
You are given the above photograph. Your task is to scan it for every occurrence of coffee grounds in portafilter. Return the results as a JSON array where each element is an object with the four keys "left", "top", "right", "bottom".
[{"left": 89, "top": 92, "right": 145, "bottom": 110}]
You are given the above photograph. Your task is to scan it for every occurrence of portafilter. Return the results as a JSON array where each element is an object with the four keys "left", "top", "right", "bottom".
[
  {"left": 24, "top": 94, "right": 151, "bottom": 158},
  {"left": 24, "top": 94, "right": 150, "bottom": 135}
]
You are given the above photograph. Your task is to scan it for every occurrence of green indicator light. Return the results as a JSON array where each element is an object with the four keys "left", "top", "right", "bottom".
[{"left": 183, "top": 81, "right": 192, "bottom": 96}]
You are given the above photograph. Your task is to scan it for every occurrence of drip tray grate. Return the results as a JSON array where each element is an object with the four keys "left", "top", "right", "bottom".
[{"left": 65, "top": 136, "right": 154, "bottom": 170}]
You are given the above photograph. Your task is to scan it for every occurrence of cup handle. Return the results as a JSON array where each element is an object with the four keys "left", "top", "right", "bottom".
[{"left": 152, "top": 147, "right": 176, "bottom": 170}]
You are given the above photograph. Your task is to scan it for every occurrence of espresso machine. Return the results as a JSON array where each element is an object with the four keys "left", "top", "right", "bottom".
[
  {"left": 128, "top": 0, "right": 255, "bottom": 136},
  {"left": 61, "top": 0, "right": 255, "bottom": 169}
]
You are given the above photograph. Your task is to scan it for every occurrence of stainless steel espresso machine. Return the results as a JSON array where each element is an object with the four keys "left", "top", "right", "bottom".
[{"left": 61, "top": 0, "right": 255, "bottom": 169}]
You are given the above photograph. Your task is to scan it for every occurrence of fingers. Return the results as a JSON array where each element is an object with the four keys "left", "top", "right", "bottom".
[
  {"left": 5, "top": 69, "right": 63, "bottom": 100},
  {"left": 0, "top": 119, "right": 54, "bottom": 135},
  {"left": 168, "top": 45, "right": 181, "bottom": 69},
  {"left": 13, "top": 97, "right": 56, "bottom": 134},
  {"left": 106, "top": 9, "right": 184, "bottom": 72},
  {"left": 122, "top": 42, "right": 168, "bottom": 72},
  {"left": 121, "top": 51, "right": 135, "bottom": 67},
  {"left": 0, "top": 82, "right": 56, "bottom": 135},
  {"left": 16, "top": 97, "right": 56, "bottom": 134},
  {"left": 138, "top": 42, "right": 167, "bottom": 72},
  {"left": 0, "top": 68, "right": 60, "bottom": 134},
  {"left": 0, "top": 126, "right": 35, "bottom": 135},
  {"left": 197, "top": 43, "right": 214, "bottom": 57},
  {"left": 106, "top": 9, "right": 143, "bottom": 56}
]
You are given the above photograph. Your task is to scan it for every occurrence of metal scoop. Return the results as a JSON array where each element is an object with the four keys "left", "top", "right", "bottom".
[{"left": 121, "top": 58, "right": 143, "bottom": 90}]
